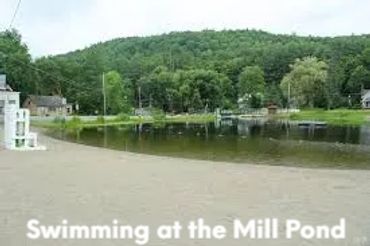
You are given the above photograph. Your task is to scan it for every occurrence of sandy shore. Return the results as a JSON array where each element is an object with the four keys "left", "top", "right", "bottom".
[{"left": 1, "top": 132, "right": 370, "bottom": 245}]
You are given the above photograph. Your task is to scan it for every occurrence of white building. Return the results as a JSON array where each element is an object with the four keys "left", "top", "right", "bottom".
[
  {"left": 0, "top": 75, "right": 20, "bottom": 117},
  {"left": 362, "top": 90, "right": 370, "bottom": 109},
  {"left": 0, "top": 75, "right": 45, "bottom": 150}
]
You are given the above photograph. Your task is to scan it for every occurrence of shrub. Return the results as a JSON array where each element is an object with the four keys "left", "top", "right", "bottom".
[
  {"left": 116, "top": 113, "right": 130, "bottom": 122},
  {"left": 65, "top": 116, "right": 81, "bottom": 129},
  {"left": 96, "top": 115, "right": 105, "bottom": 124},
  {"left": 53, "top": 116, "right": 66, "bottom": 124},
  {"left": 151, "top": 108, "right": 166, "bottom": 121}
]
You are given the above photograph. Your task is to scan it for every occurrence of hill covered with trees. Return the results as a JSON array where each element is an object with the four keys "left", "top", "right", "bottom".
[{"left": 1, "top": 29, "right": 370, "bottom": 114}]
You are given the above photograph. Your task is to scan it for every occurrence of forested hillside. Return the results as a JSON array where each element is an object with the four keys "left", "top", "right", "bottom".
[{"left": 1, "top": 29, "right": 370, "bottom": 114}]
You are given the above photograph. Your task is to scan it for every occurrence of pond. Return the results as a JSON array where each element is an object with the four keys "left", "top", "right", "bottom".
[{"left": 50, "top": 119, "right": 370, "bottom": 169}]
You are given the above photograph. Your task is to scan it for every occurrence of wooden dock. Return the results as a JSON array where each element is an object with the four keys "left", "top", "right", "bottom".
[{"left": 297, "top": 121, "right": 327, "bottom": 128}]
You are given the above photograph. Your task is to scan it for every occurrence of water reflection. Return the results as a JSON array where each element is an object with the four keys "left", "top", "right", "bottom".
[
  {"left": 51, "top": 120, "right": 370, "bottom": 169},
  {"left": 232, "top": 119, "right": 365, "bottom": 145},
  {"left": 360, "top": 126, "right": 370, "bottom": 145}
]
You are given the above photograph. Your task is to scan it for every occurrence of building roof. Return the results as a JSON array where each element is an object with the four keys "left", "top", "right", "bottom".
[{"left": 28, "top": 95, "right": 67, "bottom": 107}]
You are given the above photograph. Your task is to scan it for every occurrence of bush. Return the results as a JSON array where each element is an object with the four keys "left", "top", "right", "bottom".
[
  {"left": 65, "top": 116, "right": 81, "bottom": 129},
  {"left": 151, "top": 108, "right": 166, "bottom": 121},
  {"left": 53, "top": 116, "right": 66, "bottom": 124},
  {"left": 116, "top": 113, "right": 130, "bottom": 122},
  {"left": 96, "top": 115, "right": 105, "bottom": 124}
]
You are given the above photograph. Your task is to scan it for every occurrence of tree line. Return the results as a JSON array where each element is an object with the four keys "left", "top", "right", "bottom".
[{"left": 1, "top": 29, "right": 370, "bottom": 114}]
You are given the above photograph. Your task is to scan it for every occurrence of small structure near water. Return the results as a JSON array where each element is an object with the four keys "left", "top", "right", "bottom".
[
  {"left": 297, "top": 121, "right": 327, "bottom": 129},
  {"left": 1, "top": 75, "right": 45, "bottom": 151}
]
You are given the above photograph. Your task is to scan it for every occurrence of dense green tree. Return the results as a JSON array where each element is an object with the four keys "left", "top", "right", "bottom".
[
  {"left": 3, "top": 28, "right": 370, "bottom": 112},
  {"left": 237, "top": 65, "right": 265, "bottom": 109},
  {"left": 104, "top": 71, "right": 132, "bottom": 114},
  {"left": 361, "top": 48, "right": 370, "bottom": 69},
  {"left": 264, "top": 84, "right": 284, "bottom": 106},
  {"left": 281, "top": 57, "right": 328, "bottom": 108},
  {"left": 348, "top": 66, "right": 370, "bottom": 92},
  {"left": 0, "top": 29, "right": 36, "bottom": 99},
  {"left": 174, "top": 69, "right": 232, "bottom": 112},
  {"left": 140, "top": 66, "right": 176, "bottom": 111},
  {"left": 238, "top": 66, "right": 265, "bottom": 97}
]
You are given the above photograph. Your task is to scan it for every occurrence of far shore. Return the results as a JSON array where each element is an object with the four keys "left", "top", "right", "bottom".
[
  {"left": 1, "top": 131, "right": 370, "bottom": 245},
  {"left": 27, "top": 109, "right": 370, "bottom": 131},
  {"left": 30, "top": 113, "right": 217, "bottom": 129}
]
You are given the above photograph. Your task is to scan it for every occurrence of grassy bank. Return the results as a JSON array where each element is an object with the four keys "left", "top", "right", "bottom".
[
  {"left": 31, "top": 114, "right": 216, "bottom": 129},
  {"left": 276, "top": 109, "right": 370, "bottom": 126}
]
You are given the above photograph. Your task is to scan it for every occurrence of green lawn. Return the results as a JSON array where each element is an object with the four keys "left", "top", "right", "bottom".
[{"left": 279, "top": 109, "right": 370, "bottom": 126}]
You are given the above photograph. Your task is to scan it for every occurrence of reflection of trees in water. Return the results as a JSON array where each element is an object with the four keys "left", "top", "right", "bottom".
[
  {"left": 233, "top": 119, "right": 365, "bottom": 145},
  {"left": 236, "top": 119, "right": 268, "bottom": 137},
  {"left": 360, "top": 126, "right": 370, "bottom": 145}
]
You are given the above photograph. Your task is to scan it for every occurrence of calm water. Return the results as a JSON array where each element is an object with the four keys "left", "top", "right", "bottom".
[{"left": 50, "top": 119, "right": 370, "bottom": 169}]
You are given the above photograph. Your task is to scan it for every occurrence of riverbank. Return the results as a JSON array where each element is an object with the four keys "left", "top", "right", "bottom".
[
  {"left": 1, "top": 132, "right": 370, "bottom": 245},
  {"left": 31, "top": 114, "right": 216, "bottom": 129},
  {"left": 275, "top": 109, "right": 370, "bottom": 125},
  {"left": 31, "top": 109, "right": 370, "bottom": 129}
]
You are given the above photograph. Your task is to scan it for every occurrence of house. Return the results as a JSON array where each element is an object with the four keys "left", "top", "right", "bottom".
[
  {"left": 0, "top": 75, "right": 20, "bottom": 116},
  {"left": 23, "top": 95, "right": 73, "bottom": 116},
  {"left": 362, "top": 90, "right": 370, "bottom": 109}
]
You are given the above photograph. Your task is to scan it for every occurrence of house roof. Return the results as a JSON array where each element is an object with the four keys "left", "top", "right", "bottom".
[
  {"left": 28, "top": 95, "right": 67, "bottom": 107},
  {"left": 0, "top": 85, "right": 14, "bottom": 92}
]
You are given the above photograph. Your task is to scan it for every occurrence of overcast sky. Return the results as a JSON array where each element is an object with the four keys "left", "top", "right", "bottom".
[{"left": 1, "top": 0, "right": 369, "bottom": 57}]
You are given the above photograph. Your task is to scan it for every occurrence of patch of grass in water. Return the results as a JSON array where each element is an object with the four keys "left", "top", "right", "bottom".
[{"left": 280, "top": 109, "right": 370, "bottom": 126}]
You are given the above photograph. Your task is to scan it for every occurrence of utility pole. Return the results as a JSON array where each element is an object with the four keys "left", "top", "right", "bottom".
[
  {"left": 287, "top": 80, "right": 291, "bottom": 111},
  {"left": 138, "top": 85, "right": 142, "bottom": 116},
  {"left": 102, "top": 72, "right": 107, "bottom": 117}
]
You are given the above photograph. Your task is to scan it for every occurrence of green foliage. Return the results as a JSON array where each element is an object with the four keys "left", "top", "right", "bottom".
[
  {"left": 65, "top": 116, "right": 82, "bottom": 129},
  {"left": 237, "top": 65, "right": 265, "bottom": 109},
  {"left": 105, "top": 70, "right": 132, "bottom": 114},
  {"left": 264, "top": 84, "right": 284, "bottom": 106},
  {"left": 150, "top": 108, "right": 166, "bottom": 121},
  {"left": 362, "top": 48, "right": 370, "bottom": 69},
  {"left": 0, "top": 30, "right": 36, "bottom": 100},
  {"left": 238, "top": 66, "right": 265, "bottom": 96},
  {"left": 281, "top": 57, "right": 328, "bottom": 108},
  {"left": 140, "top": 66, "right": 177, "bottom": 111},
  {"left": 3, "top": 28, "right": 370, "bottom": 112},
  {"left": 287, "top": 109, "right": 370, "bottom": 125},
  {"left": 348, "top": 66, "right": 370, "bottom": 92},
  {"left": 52, "top": 116, "right": 66, "bottom": 124},
  {"left": 116, "top": 113, "right": 130, "bottom": 122},
  {"left": 96, "top": 115, "right": 105, "bottom": 124}
]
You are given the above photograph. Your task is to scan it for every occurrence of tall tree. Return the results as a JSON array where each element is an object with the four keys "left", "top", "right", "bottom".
[
  {"left": 238, "top": 66, "right": 265, "bottom": 108},
  {"left": 238, "top": 65, "right": 265, "bottom": 96},
  {"left": 348, "top": 66, "right": 370, "bottom": 92},
  {"left": 2, "top": 28, "right": 370, "bottom": 112},
  {"left": 280, "top": 57, "right": 328, "bottom": 108},
  {"left": 0, "top": 29, "right": 36, "bottom": 99},
  {"left": 105, "top": 71, "right": 132, "bottom": 114}
]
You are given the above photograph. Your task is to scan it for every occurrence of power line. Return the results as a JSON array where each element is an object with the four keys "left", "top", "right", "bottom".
[
  {"left": 3, "top": 53, "right": 110, "bottom": 100},
  {"left": 1, "top": 52, "right": 83, "bottom": 93},
  {"left": 9, "top": 0, "right": 22, "bottom": 29},
  {"left": 6, "top": 54, "right": 80, "bottom": 87}
]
